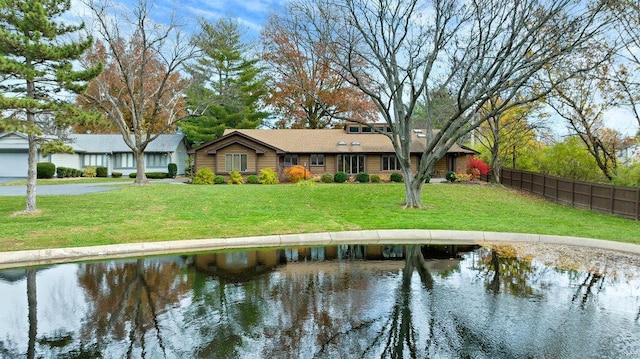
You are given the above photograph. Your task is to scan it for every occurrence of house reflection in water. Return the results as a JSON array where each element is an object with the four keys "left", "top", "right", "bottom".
[
  {"left": 192, "top": 244, "right": 475, "bottom": 280},
  {"left": 193, "top": 245, "right": 406, "bottom": 278}
]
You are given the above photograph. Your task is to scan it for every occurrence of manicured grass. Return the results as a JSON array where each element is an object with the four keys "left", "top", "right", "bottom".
[
  {"left": 1, "top": 182, "right": 639, "bottom": 252},
  {"left": 0, "top": 177, "right": 130, "bottom": 186}
]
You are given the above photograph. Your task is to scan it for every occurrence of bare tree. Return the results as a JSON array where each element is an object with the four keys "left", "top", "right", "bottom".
[
  {"left": 291, "top": 0, "right": 612, "bottom": 207},
  {"left": 608, "top": 0, "right": 640, "bottom": 129},
  {"left": 81, "top": 0, "right": 198, "bottom": 184}
]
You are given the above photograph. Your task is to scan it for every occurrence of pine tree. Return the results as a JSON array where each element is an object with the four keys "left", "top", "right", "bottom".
[
  {"left": 0, "top": 0, "right": 101, "bottom": 213},
  {"left": 182, "top": 18, "right": 269, "bottom": 146}
]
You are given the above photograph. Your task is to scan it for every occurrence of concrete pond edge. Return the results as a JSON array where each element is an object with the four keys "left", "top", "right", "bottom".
[{"left": 1, "top": 229, "right": 639, "bottom": 269}]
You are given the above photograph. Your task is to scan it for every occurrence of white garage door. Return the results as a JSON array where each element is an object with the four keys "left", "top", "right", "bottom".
[{"left": 0, "top": 152, "right": 29, "bottom": 177}]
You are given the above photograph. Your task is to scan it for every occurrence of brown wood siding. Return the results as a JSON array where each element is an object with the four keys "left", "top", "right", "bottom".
[
  {"left": 432, "top": 157, "right": 448, "bottom": 177},
  {"left": 216, "top": 143, "right": 257, "bottom": 173}
]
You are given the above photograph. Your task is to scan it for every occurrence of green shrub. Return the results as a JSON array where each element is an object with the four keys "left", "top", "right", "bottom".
[
  {"left": 371, "top": 174, "right": 381, "bottom": 183},
  {"left": 321, "top": 173, "right": 333, "bottom": 183},
  {"left": 148, "top": 172, "right": 168, "bottom": 179},
  {"left": 193, "top": 168, "right": 215, "bottom": 185},
  {"left": 246, "top": 174, "right": 259, "bottom": 184},
  {"left": 425, "top": 175, "right": 431, "bottom": 183},
  {"left": 37, "top": 162, "right": 55, "bottom": 179},
  {"left": 111, "top": 172, "right": 122, "bottom": 178},
  {"left": 390, "top": 173, "right": 403, "bottom": 182},
  {"left": 334, "top": 172, "right": 348, "bottom": 183},
  {"left": 129, "top": 172, "right": 137, "bottom": 178},
  {"left": 446, "top": 171, "right": 457, "bottom": 182},
  {"left": 83, "top": 166, "right": 96, "bottom": 178},
  {"left": 228, "top": 170, "right": 243, "bottom": 184},
  {"left": 168, "top": 163, "right": 178, "bottom": 178},
  {"left": 258, "top": 168, "right": 279, "bottom": 184},
  {"left": 355, "top": 172, "right": 370, "bottom": 183},
  {"left": 214, "top": 175, "right": 225, "bottom": 184},
  {"left": 56, "top": 166, "right": 76, "bottom": 178},
  {"left": 72, "top": 169, "right": 82, "bottom": 177},
  {"left": 96, "top": 166, "right": 108, "bottom": 177}
]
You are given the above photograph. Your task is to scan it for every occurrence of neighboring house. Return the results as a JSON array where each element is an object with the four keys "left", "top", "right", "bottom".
[
  {"left": 0, "top": 132, "right": 189, "bottom": 177},
  {"left": 189, "top": 123, "right": 477, "bottom": 179}
]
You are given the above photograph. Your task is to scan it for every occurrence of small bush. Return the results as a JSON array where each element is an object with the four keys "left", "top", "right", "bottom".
[
  {"left": 355, "top": 172, "right": 370, "bottom": 183},
  {"left": 214, "top": 175, "right": 225, "bottom": 184},
  {"left": 147, "top": 172, "right": 168, "bottom": 179},
  {"left": 321, "top": 173, "right": 333, "bottom": 183},
  {"left": 425, "top": 175, "right": 431, "bottom": 183},
  {"left": 334, "top": 172, "right": 348, "bottom": 183},
  {"left": 246, "top": 175, "right": 259, "bottom": 184},
  {"left": 193, "top": 168, "right": 215, "bottom": 185},
  {"left": 56, "top": 166, "right": 77, "bottom": 178},
  {"left": 129, "top": 172, "right": 137, "bottom": 178},
  {"left": 284, "top": 165, "right": 311, "bottom": 183},
  {"left": 371, "top": 174, "right": 381, "bottom": 183},
  {"left": 390, "top": 173, "right": 403, "bottom": 182},
  {"left": 446, "top": 171, "right": 457, "bottom": 182},
  {"left": 258, "top": 168, "right": 279, "bottom": 184},
  {"left": 111, "top": 172, "right": 122, "bottom": 178},
  {"left": 72, "top": 169, "right": 82, "bottom": 177},
  {"left": 96, "top": 166, "right": 108, "bottom": 178},
  {"left": 83, "top": 166, "right": 96, "bottom": 178},
  {"left": 228, "top": 170, "right": 243, "bottom": 184},
  {"left": 467, "top": 157, "right": 490, "bottom": 180},
  {"left": 168, "top": 163, "right": 178, "bottom": 178},
  {"left": 456, "top": 172, "right": 472, "bottom": 182},
  {"left": 37, "top": 162, "right": 55, "bottom": 179}
]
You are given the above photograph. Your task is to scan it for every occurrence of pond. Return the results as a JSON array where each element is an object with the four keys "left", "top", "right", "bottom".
[{"left": 0, "top": 243, "right": 638, "bottom": 358}]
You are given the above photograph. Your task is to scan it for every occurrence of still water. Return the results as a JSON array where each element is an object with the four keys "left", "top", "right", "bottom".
[{"left": 0, "top": 244, "right": 638, "bottom": 358}]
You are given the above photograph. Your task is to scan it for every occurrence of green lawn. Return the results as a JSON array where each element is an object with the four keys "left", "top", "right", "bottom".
[{"left": 1, "top": 182, "right": 639, "bottom": 252}]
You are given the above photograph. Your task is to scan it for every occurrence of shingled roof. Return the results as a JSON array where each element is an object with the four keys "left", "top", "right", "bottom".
[
  {"left": 216, "top": 129, "right": 475, "bottom": 154},
  {"left": 67, "top": 134, "right": 186, "bottom": 153}
]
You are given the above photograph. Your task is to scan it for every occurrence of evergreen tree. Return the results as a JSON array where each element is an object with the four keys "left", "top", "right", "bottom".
[
  {"left": 182, "top": 18, "right": 269, "bottom": 146},
  {"left": 0, "top": 0, "right": 101, "bottom": 213}
]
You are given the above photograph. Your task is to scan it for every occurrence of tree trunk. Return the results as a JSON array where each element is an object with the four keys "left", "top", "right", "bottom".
[
  {"left": 134, "top": 149, "right": 148, "bottom": 185},
  {"left": 490, "top": 143, "right": 501, "bottom": 184},
  {"left": 25, "top": 134, "right": 37, "bottom": 213},
  {"left": 27, "top": 269, "right": 37, "bottom": 359},
  {"left": 403, "top": 174, "right": 424, "bottom": 208}
]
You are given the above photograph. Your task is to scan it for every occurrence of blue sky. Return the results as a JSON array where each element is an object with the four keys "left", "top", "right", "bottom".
[{"left": 115, "top": 0, "right": 286, "bottom": 40}]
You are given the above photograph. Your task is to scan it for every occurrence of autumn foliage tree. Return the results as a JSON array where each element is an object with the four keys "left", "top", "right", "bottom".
[
  {"left": 467, "top": 157, "right": 490, "bottom": 180},
  {"left": 79, "top": 0, "right": 196, "bottom": 184},
  {"left": 261, "top": 14, "right": 377, "bottom": 129},
  {"left": 284, "top": 165, "right": 311, "bottom": 183}
]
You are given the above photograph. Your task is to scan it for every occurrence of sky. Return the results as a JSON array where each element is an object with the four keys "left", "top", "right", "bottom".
[{"left": 69, "top": 0, "right": 287, "bottom": 41}]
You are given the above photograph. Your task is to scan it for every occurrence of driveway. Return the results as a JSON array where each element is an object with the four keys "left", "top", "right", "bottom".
[{"left": 0, "top": 178, "right": 187, "bottom": 196}]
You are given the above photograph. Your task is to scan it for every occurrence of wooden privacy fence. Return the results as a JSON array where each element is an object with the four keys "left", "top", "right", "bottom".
[{"left": 500, "top": 169, "right": 640, "bottom": 220}]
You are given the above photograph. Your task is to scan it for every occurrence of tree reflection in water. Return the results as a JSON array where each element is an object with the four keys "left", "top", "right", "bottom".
[
  {"left": 0, "top": 244, "right": 638, "bottom": 358},
  {"left": 77, "top": 258, "right": 193, "bottom": 358}
]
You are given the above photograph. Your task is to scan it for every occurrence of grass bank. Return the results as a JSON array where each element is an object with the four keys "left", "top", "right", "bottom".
[{"left": 1, "top": 182, "right": 639, "bottom": 252}]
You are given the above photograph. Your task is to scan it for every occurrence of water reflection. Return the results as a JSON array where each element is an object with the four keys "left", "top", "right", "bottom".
[{"left": 0, "top": 244, "right": 638, "bottom": 358}]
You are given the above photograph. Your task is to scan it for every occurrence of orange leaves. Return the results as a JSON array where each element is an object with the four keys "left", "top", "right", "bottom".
[{"left": 284, "top": 165, "right": 311, "bottom": 183}]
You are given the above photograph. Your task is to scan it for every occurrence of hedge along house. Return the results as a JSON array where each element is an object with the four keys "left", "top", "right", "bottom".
[
  {"left": 189, "top": 123, "right": 477, "bottom": 179},
  {"left": 0, "top": 132, "right": 189, "bottom": 177}
]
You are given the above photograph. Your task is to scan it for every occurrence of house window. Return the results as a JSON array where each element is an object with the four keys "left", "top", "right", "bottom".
[
  {"left": 83, "top": 154, "right": 106, "bottom": 167},
  {"left": 145, "top": 153, "right": 168, "bottom": 168},
  {"left": 226, "top": 153, "right": 248, "bottom": 172},
  {"left": 382, "top": 155, "right": 401, "bottom": 171},
  {"left": 310, "top": 154, "right": 325, "bottom": 166},
  {"left": 284, "top": 154, "right": 298, "bottom": 167},
  {"left": 361, "top": 126, "right": 372, "bottom": 133},
  {"left": 337, "top": 154, "right": 365, "bottom": 174},
  {"left": 348, "top": 126, "right": 360, "bottom": 133},
  {"left": 115, "top": 153, "right": 135, "bottom": 168}
]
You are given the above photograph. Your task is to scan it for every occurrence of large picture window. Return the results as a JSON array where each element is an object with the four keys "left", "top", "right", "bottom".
[
  {"left": 145, "top": 153, "right": 168, "bottom": 168},
  {"left": 283, "top": 154, "right": 298, "bottom": 167},
  {"left": 225, "top": 153, "right": 248, "bottom": 172},
  {"left": 382, "top": 155, "right": 401, "bottom": 171},
  {"left": 115, "top": 153, "right": 135, "bottom": 168},
  {"left": 310, "top": 154, "right": 325, "bottom": 166},
  {"left": 337, "top": 154, "right": 365, "bottom": 174},
  {"left": 83, "top": 154, "right": 106, "bottom": 167}
]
